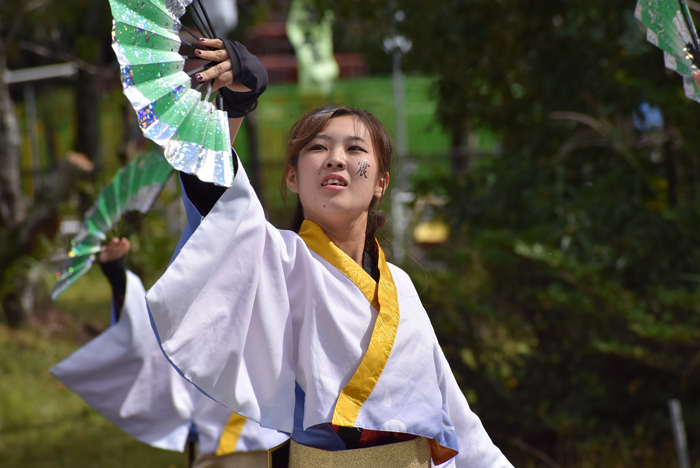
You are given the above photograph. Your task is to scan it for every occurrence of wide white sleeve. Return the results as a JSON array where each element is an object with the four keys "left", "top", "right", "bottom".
[
  {"left": 50, "top": 272, "right": 194, "bottom": 451},
  {"left": 237, "top": 419, "right": 291, "bottom": 452},
  {"left": 146, "top": 161, "right": 299, "bottom": 433},
  {"left": 437, "top": 351, "right": 513, "bottom": 468}
]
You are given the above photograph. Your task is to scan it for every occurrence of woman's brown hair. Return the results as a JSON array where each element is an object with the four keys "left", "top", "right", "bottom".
[{"left": 282, "top": 106, "right": 393, "bottom": 255}]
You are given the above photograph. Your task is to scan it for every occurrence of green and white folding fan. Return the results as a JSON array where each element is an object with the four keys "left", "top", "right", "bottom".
[
  {"left": 109, "top": 0, "right": 235, "bottom": 187},
  {"left": 52, "top": 151, "right": 173, "bottom": 299},
  {"left": 635, "top": 0, "right": 700, "bottom": 102}
]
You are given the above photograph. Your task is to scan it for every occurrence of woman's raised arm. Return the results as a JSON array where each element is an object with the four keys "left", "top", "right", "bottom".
[{"left": 179, "top": 39, "right": 268, "bottom": 216}]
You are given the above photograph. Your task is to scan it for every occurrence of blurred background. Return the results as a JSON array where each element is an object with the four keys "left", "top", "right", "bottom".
[{"left": 2, "top": 0, "right": 700, "bottom": 466}]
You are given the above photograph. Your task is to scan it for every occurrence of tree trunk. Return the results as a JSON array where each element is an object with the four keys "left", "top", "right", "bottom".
[
  {"left": 0, "top": 47, "right": 25, "bottom": 230},
  {"left": 664, "top": 141, "right": 678, "bottom": 208},
  {"left": 75, "top": 69, "right": 100, "bottom": 161},
  {"left": 450, "top": 126, "right": 469, "bottom": 175},
  {"left": 450, "top": 120, "right": 476, "bottom": 175},
  {"left": 74, "top": 36, "right": 102, "bottom": 216},
  {"left": 117, "top": 100, "right": 142, "bottom": 166},
  {"left": 0, "top": 46, "right": 30, "bottom": 327}
]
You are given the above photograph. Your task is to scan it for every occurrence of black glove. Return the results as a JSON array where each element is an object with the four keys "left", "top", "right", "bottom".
[
  {"left": 99, "top": 256, "right": 127, "bottom": 321},
  {"left": 219, "top": 40, "right": 268, "bottom": 118}
]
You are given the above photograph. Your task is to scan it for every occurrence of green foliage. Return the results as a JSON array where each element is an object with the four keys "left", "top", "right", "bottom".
[
  {"left": 408, "top": 150, "right": 700, "bottom": 460},
  {"left": 324, "top": 0, "right": 700, "bottom": 149}
]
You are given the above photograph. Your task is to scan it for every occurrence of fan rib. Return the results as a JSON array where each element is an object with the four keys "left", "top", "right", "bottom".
[
  {"left": 189, "top": 1, "right": 214, "bottom": 39},
  {"left": 195, "top": 0, "right": 218, "bottom": 38}
]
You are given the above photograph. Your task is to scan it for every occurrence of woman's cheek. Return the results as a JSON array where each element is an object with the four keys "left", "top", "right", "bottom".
[{"left": 355, "top": 160, "right": 371, "bottom": 179}]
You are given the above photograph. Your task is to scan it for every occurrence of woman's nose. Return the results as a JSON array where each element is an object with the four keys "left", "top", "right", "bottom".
[{"left": 325, "top": 154, "right": 346, "bottom": 169}]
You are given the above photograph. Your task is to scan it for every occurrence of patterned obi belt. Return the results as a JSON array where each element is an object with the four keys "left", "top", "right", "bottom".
[{"left": 269, "top": 437, "right": 431, "bottom": 468}]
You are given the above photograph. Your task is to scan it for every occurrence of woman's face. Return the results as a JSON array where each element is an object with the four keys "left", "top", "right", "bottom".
[{"left": 286, "top": 115, "right": 389, "bottom": 231}]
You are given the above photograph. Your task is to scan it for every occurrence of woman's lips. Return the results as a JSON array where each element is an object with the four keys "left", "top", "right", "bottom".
[
  {"left": 321, "top": 184, "right": 346, "bottom": 191},
  {"left": 321, "top": 174, "right": 348, "bottom": 190}
]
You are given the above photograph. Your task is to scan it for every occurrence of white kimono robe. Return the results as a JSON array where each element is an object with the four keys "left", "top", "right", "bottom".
[
  {"left": 146, "top": 159, "right": 512, "bottom": 467},
  {"left": 51, "top": 271, "right": 288, "bottom": 455}
]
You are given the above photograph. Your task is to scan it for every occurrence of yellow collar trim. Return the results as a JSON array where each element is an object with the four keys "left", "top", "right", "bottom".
[
  {"left": 298, "top": 220, "right": 400, "bottom": 427},
  {"left": 215, "top": 413, "right": 247, "bottom": 456}
]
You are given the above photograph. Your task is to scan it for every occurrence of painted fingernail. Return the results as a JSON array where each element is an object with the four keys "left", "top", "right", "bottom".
[
  {"left": 195, "top": 49, "right": 202, "bottom": 55},
  {"left": 196, "top": 74, "right": 203, "bottom": 81},
  {"left": 199, "top": 37, "right": 205, "bottom": 42}
]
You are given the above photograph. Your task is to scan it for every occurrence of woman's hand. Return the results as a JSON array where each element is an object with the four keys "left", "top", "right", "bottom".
[
  {"left": 194, "top": 38, "right": 269, "bottom": 118},
  {"left": 194, "top": 38, "right": 251, "bottom": 93},
  {"left": 99, "top": 237, "right": 131, "bottom": 263}
]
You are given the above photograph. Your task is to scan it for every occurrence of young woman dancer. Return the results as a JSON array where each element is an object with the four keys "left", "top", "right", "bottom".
[{"left": 147, "top": 38, "right": 512, "bottom": 468}]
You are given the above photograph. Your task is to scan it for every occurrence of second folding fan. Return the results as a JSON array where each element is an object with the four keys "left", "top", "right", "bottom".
[{"left": 52, "top": 151, "right": 173, "bottom": 299}]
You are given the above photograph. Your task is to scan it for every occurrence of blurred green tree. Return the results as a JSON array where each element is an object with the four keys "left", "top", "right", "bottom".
[{"left": 323, "top": 0, "right": 700, "bottom": 462}]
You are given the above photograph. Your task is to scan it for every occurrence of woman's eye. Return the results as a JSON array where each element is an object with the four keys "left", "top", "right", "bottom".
[
  {"left": 348, "top": 146, "right": 367, "bottom": 153},
  {"left": 309, "top": 144, "right": 326, "bottom": 151}
]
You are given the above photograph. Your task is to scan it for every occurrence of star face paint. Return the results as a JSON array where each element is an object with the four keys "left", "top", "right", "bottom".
[{"left": 357, "top": 160, "right": 370, "bottom": 178}]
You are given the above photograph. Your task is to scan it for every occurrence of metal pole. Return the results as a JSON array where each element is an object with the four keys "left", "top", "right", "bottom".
[
  {"left": 392, "top": 49, "right": 407, "bottom": 165},
  {"left": 668, "top": 399, "right": 691, "bottom": 468},
  {"left": 384, "top": 33, "right": 412, "bottom": 264},
  {"left": 391, "top": 48, "right": 407, "bottom": 264}
]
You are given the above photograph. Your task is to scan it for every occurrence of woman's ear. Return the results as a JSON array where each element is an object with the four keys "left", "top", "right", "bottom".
[
  {"left": 374, "top": 172, "right": 390, "bottom": 198},
  {"left": 286, "top": 167, "right": 299, "bottom": 194}
]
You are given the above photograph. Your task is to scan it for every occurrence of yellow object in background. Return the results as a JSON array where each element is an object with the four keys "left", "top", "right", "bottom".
[{"left": 413, "top": 219, "right": 449, "bottom": 246}]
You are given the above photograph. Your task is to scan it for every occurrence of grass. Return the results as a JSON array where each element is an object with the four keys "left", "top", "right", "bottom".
[
  {"left": 52, "top": 267, "right": 112, "bottom": 328},
  {"left": 0, "top": 271, "right": 185, "bottom": 468}
]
